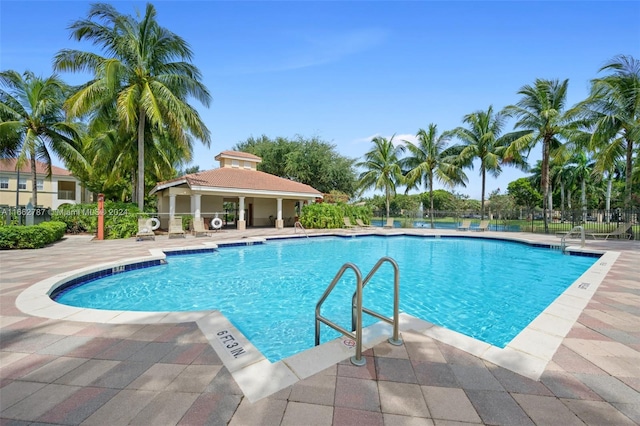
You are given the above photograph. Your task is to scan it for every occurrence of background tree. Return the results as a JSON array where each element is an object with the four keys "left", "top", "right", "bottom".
[
  {"left": 234, "top": 135, "right": 294, "bottom": 177},
  {"left": 0, "top": 70, "right": 85, "bottom": 206},
  {"left": 420, "top": 189, "right": 458, "bottom": 212},
  {"left": 356, "top": 136, "right": 405, "bottom": 218},
  {"left": 235, "top": 135, "right": 357, "bottom": 195},
  {"left": 54, "top": 2, "right": 211, "bottom": 211},
  {"left": 508, "top": 177, "right": 543, "bottom": 212},
  {"left": 504, "top": 78, "right": 572, "bottom": 233},
  {"left": 401, "top": 124, "right": 467, "bottom": 227},
  {"left": 450, "top": 106, "right": 527, "bottom": 219}
]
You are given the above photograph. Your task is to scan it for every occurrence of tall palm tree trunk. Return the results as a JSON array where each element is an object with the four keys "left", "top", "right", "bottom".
[
  {"left": 541, "top": 139, "right": 550, "bottom": 233},
  {"left": 625, "top": 137, "right": 633, "bottom": 208},
  {"left": 137, "top": 108, "right": 146, "bottom": 211},
  {"left": 385, "top": 186, "right": 391, "bottom": 219},
  {"left": 480, "top": 167, "right": 486, "bottom": 219},
  {"left": 560, "top": 181, "right": 565, "bottom": 223},
  {"left": 581, "top": 179, "right": 587, "bottom": 222},
  {"left": 30, "top": 156, "right": 38, "bottom": 207},
  {"left": 606, "top": 172, "right": 612, "bottom": 223},
  {"left": 429, "top": 174, "right": 435, "bottom": 228}
]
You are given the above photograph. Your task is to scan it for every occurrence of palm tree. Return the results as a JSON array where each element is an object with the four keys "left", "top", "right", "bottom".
[
  {"left": 0, "top": 70, "right": 85, "bottom": 207},
  {"left": 53, "top": 2, "right": 211, "bottom": 211},
  {"left": 582, "top": 55, "right": 640, "bottom": 207},
  {"left": 564, "top": 151, "right": 595, "bottom": 221},
  {"left": 356, "top": 136, "right": 405, "bottom": 219},
  {"left": 450, "top": 106, "right": 528, "bottom": 219},
  {"left": 504, "top": 79, "right": 572, "bottom": 233},
  {"left": 401, "top": 124, "right": 467, "bottom": 227}
]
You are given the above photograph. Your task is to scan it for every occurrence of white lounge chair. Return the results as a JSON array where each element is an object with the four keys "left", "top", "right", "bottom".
[
  {"left": 382, "top": 217, "right": 395, "bottom": 229},
  {"left": 191, "top": 217, "right": 210, "bottom": 237},
  {"left": 585, "top": 223, "right": 632, "bottom": 240},
  {"left": 343, "top": 217, "right": 360, "bottom": 230},
  {"left": 168, "top": 217, "right": 186, "bottom": 238},
  {"left": 457, "top": 220, "right": 471, "bottom": 231},
  {"left": 472, "top": 220, "right": 490, "bottom": 232},
  {"left": 355, "top": 218, "right": 373, "bottom": 228},
  {"left": 136, "top": 218, "right": 155, "bottom": 241}
]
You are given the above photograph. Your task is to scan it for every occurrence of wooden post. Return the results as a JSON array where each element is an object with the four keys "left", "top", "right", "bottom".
[{"left": 97, "top": 193, "right": 104, "bottom": 240}]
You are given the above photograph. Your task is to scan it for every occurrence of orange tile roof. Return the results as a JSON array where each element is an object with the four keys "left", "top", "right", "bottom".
[
  {"left": 0, "top": 159, "right": 72, "bottom": 176},
  {"left": 155, "top": 167, "right": 321, "bottom": 196}
]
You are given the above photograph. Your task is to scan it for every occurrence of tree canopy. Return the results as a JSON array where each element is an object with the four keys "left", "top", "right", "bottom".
[{"left": 234, "top": 135, "right": 357, "bottom": 195}]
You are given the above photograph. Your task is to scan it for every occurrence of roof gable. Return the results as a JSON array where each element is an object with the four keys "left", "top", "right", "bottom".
[{"left": 153, "top": 167, "right": 321, "bottom": 196}]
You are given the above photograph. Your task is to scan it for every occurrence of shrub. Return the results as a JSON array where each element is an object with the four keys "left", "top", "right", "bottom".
[
  {"left": 300, "top": 202, "right": 371, "bottom": 229},
  {"left": 0, "top": 221, "right": 67, "bottom": 249},
  {"left": 52, "top": 202, "right": 143, "bottom": 239}
]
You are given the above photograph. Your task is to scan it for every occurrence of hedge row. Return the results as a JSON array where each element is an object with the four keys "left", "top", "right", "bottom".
[
  {"left": 299, "top": 203, "right": 371, "bottom": 229},
  {"left": 0, "top": 221, "right": 67, "bottom": 249}
]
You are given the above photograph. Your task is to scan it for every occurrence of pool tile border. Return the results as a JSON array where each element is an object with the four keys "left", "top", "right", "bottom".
[{"left": 14, "top": 232, "right": 615, "bottom": 402}]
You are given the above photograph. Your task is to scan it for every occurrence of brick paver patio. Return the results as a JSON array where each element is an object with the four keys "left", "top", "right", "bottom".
[{"left": 1, "top": 228, "right": 639, "bottom": 425}]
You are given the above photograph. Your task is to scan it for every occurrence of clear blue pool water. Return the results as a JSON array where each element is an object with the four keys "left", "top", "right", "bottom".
[{"left": 54, "top": 236, "right": 597, "bottom": 362}]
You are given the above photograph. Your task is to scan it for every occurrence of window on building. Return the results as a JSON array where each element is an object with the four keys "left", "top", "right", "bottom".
[
  {"left": 232, "top": 159, "right": 240, "bottom": 168},
  {"left": 36, "top": 179, "right": 44, "bottom": 190},
  {"left": 244, "top": 161, "right": 252, "bottom": 169},
  {"left": 18, "top": 178, "right": 26, "bottom": 190},
  {"left": 0, "top": 177, "right": 8, "bottom": 189}
]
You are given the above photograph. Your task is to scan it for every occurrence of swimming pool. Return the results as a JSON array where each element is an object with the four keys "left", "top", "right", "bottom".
[{"left": 53, "top": 235, "right": 597, "bottom": 362}]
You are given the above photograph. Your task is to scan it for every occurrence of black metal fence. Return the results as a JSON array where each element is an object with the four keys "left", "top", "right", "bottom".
[{"left": 374, "top": 208, "right": 640, "bottom": 240}]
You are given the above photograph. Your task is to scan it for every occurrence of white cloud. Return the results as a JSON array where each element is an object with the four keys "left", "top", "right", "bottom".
[{"left": 229, "top": 28, "right": 388, "bottom": 74}]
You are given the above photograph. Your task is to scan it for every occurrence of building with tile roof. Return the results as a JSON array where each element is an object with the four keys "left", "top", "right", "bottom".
[
  {"left": 150, "top": 151, "right": 323, "bottom": 230},
  {"left": 0, "top": 159, "right": 89, "bottom": 210}
]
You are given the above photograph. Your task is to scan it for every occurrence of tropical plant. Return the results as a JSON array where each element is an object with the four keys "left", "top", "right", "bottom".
[
  {"left": 450, "top": 106, "right": 528, "bottom": 219},
  {"left": 580, "top": 55, "right": 640, "bottom": 207},
  {"left": 504, "top": 78, "right": 572, "bottom": 233},
  {"left": 401, "top": 124, "right": 467, "bottom": 227},
  {"left": 356, "top": 136, "right": 405, "bottom": 219},
  {"left": 563, "top": 151, "right": 596, "bottom": 218},
  {"left": 0, "top": 70, "right": 85, "bottom": 207},
  {"left": 53, "top": 2, "right": 211, "bottom": 211}
]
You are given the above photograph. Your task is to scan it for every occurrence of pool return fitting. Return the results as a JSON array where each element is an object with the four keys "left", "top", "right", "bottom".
[{"left": 315, "top": 256, "right": 402, "bottom": 366}]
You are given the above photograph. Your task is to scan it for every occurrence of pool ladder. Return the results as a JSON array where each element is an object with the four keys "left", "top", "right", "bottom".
[
  {"left": 315, "top": 256, "right": 402, "bottom": 366},
  {"left": 294, "top": 221, "right": 308, "bottom": 237},
  {"left": 560, "top": 225, "right": 585, "bottom": 252}
]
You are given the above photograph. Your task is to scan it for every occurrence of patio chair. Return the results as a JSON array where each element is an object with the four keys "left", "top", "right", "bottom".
[
  {"left": 383, "top": 217, "right": 395, "bottom": 229},
  {"left": 191, "top": 217, "right": 210, "bottom": 237},
  {"left": 136, "top": 218, "right": 156, "bottom": 241},
  {"left": 457, "top": 220, "right": 471, "bottom": 231},
  {"left": 472, "top": 220, "right": 490, "bottom": 232},
  {"left": 585, "top": 223, "right": 632, "bottom": 240},
  {"left": 355, "top": 218, "right": 373, "bottom": 228},
  {"left": 168, "top": 217, "right": 186, "bottom": 238},
  {"left": 343, "top": 217, "right": 360, "bottom": 230}
]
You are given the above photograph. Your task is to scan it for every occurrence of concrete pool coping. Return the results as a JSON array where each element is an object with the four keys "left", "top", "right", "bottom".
[{"left": 14, "top": 231, "right": 618, "bottom": 402}]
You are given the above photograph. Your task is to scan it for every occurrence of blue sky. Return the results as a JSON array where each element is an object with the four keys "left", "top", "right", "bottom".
[{"left": 1, "top": 1, "right": 639, "bottom": 200}]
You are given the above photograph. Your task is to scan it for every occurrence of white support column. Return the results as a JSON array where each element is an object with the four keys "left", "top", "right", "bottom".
[
  {"left": 298, "top": 199, "right": 305, "bottom": 217},
  {"left": 75, "top": 181, "right": 81, "bottom": 204},
  {"left": 276, "top": 198, "right": 284, "bottom": 229},
  {"left": 169, "top": 194, "right": 176, "bottom": 220},
  {"left": 237, "top": 196, "right": 246, "bottom": 230},
  {"left": 193, "top": 194, "right": 201, "bottom": 219}
]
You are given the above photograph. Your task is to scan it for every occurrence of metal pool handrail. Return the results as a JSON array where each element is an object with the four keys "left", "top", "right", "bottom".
[
  {"left": 315, "top": 257, "right": 402, "bottom": 366},
  {"left": 351, "top": 256, "right": 402, "bottom": 347},
  {"left": 561, "top": 225, "right": 585, "bottom": 252},
  {"left": 294, "top": 221, "right": 308, "bottom": 237}
]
